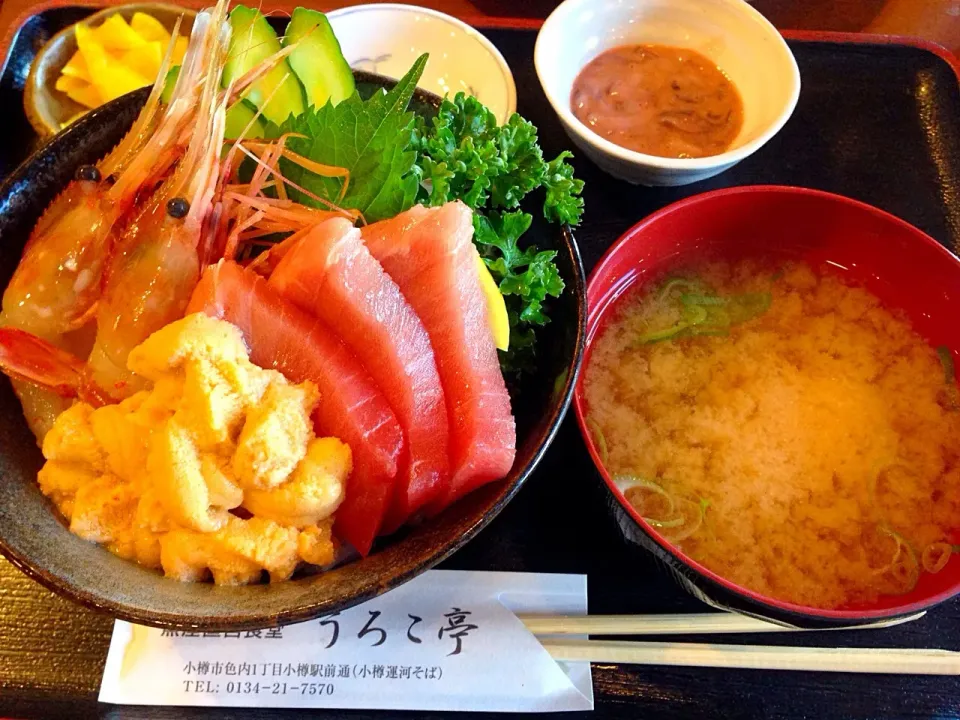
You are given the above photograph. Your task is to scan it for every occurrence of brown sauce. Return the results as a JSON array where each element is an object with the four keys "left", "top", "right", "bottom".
[{"left": 571, "top": 44, "right": 744, "bottom": 159}]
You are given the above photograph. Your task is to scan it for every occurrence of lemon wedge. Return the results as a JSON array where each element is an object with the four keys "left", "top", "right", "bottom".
[{"left": 475, "top": 251, "right": 509, "bottom": 351}]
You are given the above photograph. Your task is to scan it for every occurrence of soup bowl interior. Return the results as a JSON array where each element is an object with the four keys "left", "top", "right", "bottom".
[
  {"left": 0, "top": 80, "right": 586, "bottom": 630},
  {"left": 535, "top": 0, "right": 800, "bottom": 185},
  {"left": 574, "top": 185, "right": 960, "bottom": 625}
]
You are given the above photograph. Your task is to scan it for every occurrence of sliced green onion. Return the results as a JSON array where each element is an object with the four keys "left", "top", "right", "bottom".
[
  {"left": 635, "top": 323, "right": 691, "bottom": 345},
  {"left": 658, "top": 278, "right": 701, "bottom": 300},
  {"left": 614, "top": 474, "right": 678, "bottom": 523},
  {"left": 614, "top": 476, "right": 711, "bottom": 542},
  {"left": 890, "top": 551, "right": 920, "bottom": 594},
  {"left": 688, "top": 327, "right": 730, "bottom": 338},
  {"left": 937, "top": 346, "right": 959, "bottom": 411},
  {"left": 639, "top": 285, "right": 771, "bottom": 346},
  {"left": 938, "top": 345, "right": 955, "bottom": 382},
  {"left": 725, "top": 292, "right": 772, "bottom": 325},
  {"left": 681, "top": 304, "right": 709, "bottom": 325},
  {"left": 922, "top": 542, "right": 954, "bottom": 574},
  {"left": 635, "top": 305, "right": 708, "bottom": 345},
  {"left": 663, "top": 497, "right": 706, "bottom": 542},
  {"left": 869, "top": 526, "right": 903, "bottom": 576},
  {"left": 636, "top": 325, "right": 691, "bottom": 345},
  {"left": 680, "top": 294, "right": 727, "bottom": 306},
  {"left": 645, "top": 516, "right": 686, "bottom": 529},
  {"left": 875, "top": 526, "right": 920, "bottom": 594}
]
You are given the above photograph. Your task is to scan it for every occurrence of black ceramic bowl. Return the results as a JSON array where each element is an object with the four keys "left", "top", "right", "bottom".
[{"left": 0, "top": 73, "right": 586, "bottom": 630}]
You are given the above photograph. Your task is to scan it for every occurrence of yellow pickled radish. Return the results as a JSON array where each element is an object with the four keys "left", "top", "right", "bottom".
[
  {"left": 92, "top": 63, "right": 152, "bottom": 102},
  {"left": 75, "top": 23, "right": 109, "bottom": 76},
  {"left": 95, "top": 14, "right": 146, "bottom": 51},
  {"left": 60, "top": 49, "right": 90, "bottom": 82},
  {"left": 60, "top": 13, "right": 175, "bottom": 114},
  {"left": 76, "top": 21, "right": 151, "bottom": 102},
  {"left": 130, "top": 12, "right": 170, "bottom": 44},
  {"left": 474, "top": 251, "right": 510, "bottom": 351},
  {"left": 54, "top": 75, "right": 102, "bottom": 109},
  {"left": 173, "top": 35, "right": 188, "bottom": 63},
  {"left": 121, "top": 41, "right": 163, "bottom": 80}
]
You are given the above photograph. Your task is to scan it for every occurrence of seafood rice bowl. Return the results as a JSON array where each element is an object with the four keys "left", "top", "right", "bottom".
[{"left": 0, "top": 0, "right": 586, "bottom": 627}]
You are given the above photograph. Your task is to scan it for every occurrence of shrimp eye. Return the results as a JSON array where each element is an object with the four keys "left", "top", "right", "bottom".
[
  {"left": 166, "top": 197, "right": 190, "bottom": 219},
  {"left": 105, "top": 173, "right": 117, "bottom": 186},
  {"left": 75, "top": 165, "right": 101, "bottom": 183}
]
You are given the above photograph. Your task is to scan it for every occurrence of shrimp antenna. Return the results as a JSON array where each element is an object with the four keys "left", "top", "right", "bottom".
[{"left": 101, "top": 15, "right": 184, "bottom": 178}]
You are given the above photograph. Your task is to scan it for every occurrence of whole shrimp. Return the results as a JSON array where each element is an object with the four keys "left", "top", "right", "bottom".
[
  {"left": 86, "top": 17, "right": 362, "bottom": 395},
  {"left": 0, "top": 0, "right": 240, "bottom": 433},
  {"left": 0, "top": 14, "right": 206, "bottom": 342},
  {"left": 0, "top": 0, "right": 356, "bottom": 422},
  {"left": 86, "top": 0, "right": 233, "bottom": 396},
  {"left": 0, "top": 127, "right": 356, "bottom": 413},
  {"left": 0, "top": 16, "right": 204, "bottom": 437}
]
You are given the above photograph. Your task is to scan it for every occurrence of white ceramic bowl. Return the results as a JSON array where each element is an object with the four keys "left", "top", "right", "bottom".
[
  {"left": 534, "top": 0, "right": 801, "bottom": 186},
  {"left": 327, "top": 4, "right": 516, "bottom": 124}
]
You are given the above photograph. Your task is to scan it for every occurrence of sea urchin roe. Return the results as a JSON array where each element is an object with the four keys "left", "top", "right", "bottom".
[
  {"left": 571, "top": 44, "right": 744, "bottom": 159},
  {"left": 37, "top": 313, "right": 351, "bottom": 585},
  {"left": 584, "top": 260, "right": 960, "bottom": 609}
]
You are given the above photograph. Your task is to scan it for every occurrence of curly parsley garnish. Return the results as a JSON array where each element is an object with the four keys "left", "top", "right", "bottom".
[
  {"left": 268, "top": 60, "right": 585, "bottom": 377},
  {"left": 414, "top": 93, "right": 583, "bottom": 374}
]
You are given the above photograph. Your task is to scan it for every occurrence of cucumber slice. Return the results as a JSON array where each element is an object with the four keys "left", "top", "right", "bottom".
[
  {"left": 225, "top": 101, "right": 265, "bottom": 140},
  {"left": 223, "top": 6, "right": 305, "bottom": 125},
  {"left": 160, "top": 65, "right": 179, "bottom": 104},
  {"left": 161, "top": 66, "right": 265, "bottom": 139},
  {"left": 283, "top": 8, "right": 355, "bottom": 109}
]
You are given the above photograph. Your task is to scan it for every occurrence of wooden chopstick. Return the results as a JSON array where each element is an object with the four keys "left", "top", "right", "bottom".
[
  {"left": 518, "top": 611, "right": 926, "bottom": 636},
  {"left": 541, "top": 638, "right": 960, "bottom": 674}
]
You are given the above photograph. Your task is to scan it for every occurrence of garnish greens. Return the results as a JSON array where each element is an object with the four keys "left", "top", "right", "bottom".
[
  {"left": 636, "top": 277, "right": 771, "bottom": 345},
  {"left": 614, "top": 474, "right": 708, "bottom": 543},
  {"left": 273, "top": 55, "right": 427, "bottom": 224},
  {"left": 937, "top": 345, "right": 959, "bottom": 411},
  {"left": 267, "top": 56, "right": 585, "bottom": 376},
  {"left": 413, "top": 93, "right": 584, "bottom": 225},
  {"left": 415, "top": 93, "right": 583, "bottom": 374}
]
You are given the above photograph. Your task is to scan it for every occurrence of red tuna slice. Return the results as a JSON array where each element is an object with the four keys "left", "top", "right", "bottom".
[
  {"left": 268, "top": 218, "right": 451, "bottom": 530},
  {"left": 361, "top": 201, "right": 516, "bottom": 511},
  {"left": 186, "top": 260, "right": 403, "bottom": 556}
]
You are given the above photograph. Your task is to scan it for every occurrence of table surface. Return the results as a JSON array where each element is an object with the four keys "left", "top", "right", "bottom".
[
  {"left": 321, "top": 0, "right": 960, "bottom": 54},
  {"left": 0, "top": 0, "right": 959, "bottom": 59},
  {"left": 1, "top": 2, "right": 960, "bottom": 720}
]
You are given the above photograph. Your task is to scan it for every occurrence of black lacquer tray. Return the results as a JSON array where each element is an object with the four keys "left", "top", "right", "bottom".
[{"left": 2, "top": 12, "right": 960, "bottom": 720}]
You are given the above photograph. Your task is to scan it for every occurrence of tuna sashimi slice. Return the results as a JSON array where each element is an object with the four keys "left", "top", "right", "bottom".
[
  {"left": 362, "top": 201, "right": 516, "bottom": 510},
  {"left": 186, "top": 260, "right": 403, "bottom": 556},
  {"left": 269, "top": 218, "right": 451, "bottom": 530}
]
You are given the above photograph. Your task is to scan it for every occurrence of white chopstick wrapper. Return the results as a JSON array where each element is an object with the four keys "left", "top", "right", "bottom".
[{"left": 99, "top": 570, "right": 594, "bottom": 712}]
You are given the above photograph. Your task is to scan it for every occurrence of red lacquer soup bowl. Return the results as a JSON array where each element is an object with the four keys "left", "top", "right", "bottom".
[{"left": 574, "top": 185, "right": 960, "bottom": 627}]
